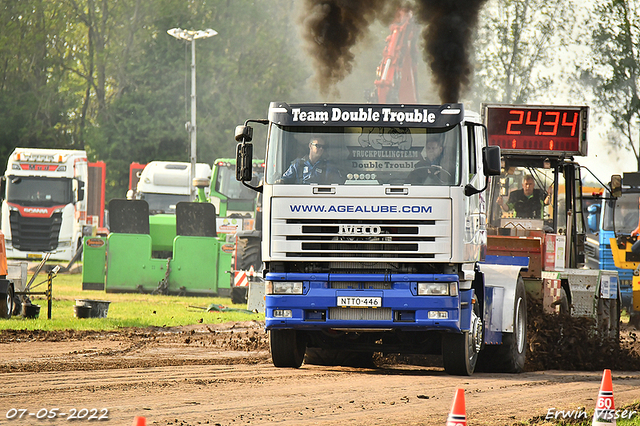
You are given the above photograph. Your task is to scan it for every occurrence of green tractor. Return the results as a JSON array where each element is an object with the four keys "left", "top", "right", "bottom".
[{"left": 206, "top": 158, "right": 264, "bottom": 304}]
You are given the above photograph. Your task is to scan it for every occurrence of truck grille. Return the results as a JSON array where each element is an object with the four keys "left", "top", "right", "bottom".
[
  {"left": 329, "top": 307, "right": 392, "bottom": 321},
  {"left": 10, "top": 211, "right": 63, "bottom": 251},
  {"left": 275, "top": 218, "right": 449, "bottom": 260},
  {"left": 331, "top": 281, "right": 390, "bottom": 289}
]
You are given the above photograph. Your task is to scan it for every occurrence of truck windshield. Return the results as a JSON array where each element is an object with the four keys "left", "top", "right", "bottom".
[
  {"left": 137, "top": 193, "right": 190, "bottom": 215},
  {"left": 215, "top": 165, "right": 262, "bottom": 200},
  {"left": 265, "top": 125, "right": 461, "bottom": 186},
  {"left": 604, "top": 192, "right": 640, "bottom": 233},
  {"left": 6, "top": 176, "right": 72, "bottom": 206}
]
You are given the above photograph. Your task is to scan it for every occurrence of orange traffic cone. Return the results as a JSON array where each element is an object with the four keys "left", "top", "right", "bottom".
[
  {"left": 592, "top": 369, "right": 616, "bottom": 425},
  {"left": 446, "top": 388, "right": 466, "bottom": 426},
  {"left": 132, "top": 416, "right": 146, "bottom": 426}
]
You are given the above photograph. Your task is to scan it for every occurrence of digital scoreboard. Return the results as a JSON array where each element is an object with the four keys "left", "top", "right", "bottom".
[{"left": 483, "top": 104, "right": 589, "bottom": 156}]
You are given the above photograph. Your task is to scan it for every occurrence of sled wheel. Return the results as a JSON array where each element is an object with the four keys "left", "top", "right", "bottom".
[{"left": 269, "top": 329, "right": 306, "bottom": 368}]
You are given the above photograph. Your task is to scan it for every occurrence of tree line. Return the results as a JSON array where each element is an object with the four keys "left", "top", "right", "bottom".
[{"left": 0, "top": 0, "right": 638, "bottom": 205}]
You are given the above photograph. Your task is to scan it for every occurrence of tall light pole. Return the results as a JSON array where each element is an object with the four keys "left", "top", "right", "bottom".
[{"left": 167, "top": 27, "right": 218, "bottom": 201}]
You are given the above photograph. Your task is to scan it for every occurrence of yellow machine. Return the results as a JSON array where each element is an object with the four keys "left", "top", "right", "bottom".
[{"left": 610, "top": 235, "right": 640, "bottom": 326}]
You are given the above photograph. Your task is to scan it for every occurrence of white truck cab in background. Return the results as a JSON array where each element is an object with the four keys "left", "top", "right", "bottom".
[
  {"left": 135, "top": 161, "right": 212, "bottom": 214},
  {"left": 1, "top": 148, "right": 89, "bottom": 262}
]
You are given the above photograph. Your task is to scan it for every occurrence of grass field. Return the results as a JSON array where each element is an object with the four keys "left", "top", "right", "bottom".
[{"left": 0, "top": 268, "right": 264, "bottom": 331}]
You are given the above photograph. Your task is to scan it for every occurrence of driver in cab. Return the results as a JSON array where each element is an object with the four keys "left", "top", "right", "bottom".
[
  {"left": 278, "top": 137, "right": 342, "bottom": 184},
  {"left": 406, "top": 139, "right": 447, "bottom": 184}
]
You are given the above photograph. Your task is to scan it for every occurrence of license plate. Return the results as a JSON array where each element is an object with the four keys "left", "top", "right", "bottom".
[
  {"left": 27, "top": 253, "right": 42, "bottom": 260},
  {"left": 337, "top": 296, "right": 382, "bottom": 308}
]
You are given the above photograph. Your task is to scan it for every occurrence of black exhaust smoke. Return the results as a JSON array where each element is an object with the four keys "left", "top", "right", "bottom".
[
  {"left": 299, "top": 0, "right": 407, "bottom": 95},
  {"left": 413, "top": 0, "right": 488, "bottom": 103},
  {"left": 298, "top": 0, "right": 487, "bottom": 103}
]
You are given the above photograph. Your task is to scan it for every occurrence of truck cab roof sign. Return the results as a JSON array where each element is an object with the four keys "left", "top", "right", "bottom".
[{"left": 268, "top": 102, "right": 464, "bottom": 128}]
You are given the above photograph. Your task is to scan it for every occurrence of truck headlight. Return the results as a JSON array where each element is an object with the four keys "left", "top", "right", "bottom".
[
  {"left": 267, "top": 281, "right": 303, "bottom": 295},
  {"left": 417, "top": 282, "right": 455, "bottom": 296}
]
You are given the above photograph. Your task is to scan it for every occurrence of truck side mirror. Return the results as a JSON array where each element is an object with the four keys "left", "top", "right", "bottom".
[
  {"left": 611, "top": 174, "right": 622, "bottom": 198},
  {"left": 482, "top": 146, "right": 501, "bottom": 176},
  {"left": 236, "top": 142, "right": 253, "bottom": 182}
]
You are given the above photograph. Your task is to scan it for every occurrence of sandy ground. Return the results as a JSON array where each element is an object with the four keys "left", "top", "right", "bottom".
[{"left": 0, "top": 321, "right": 639, "bottom": 426}]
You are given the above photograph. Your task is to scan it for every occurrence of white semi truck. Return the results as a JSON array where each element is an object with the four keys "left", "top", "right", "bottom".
[
  {"left": 234, "top": 102, "right": 524, "bottom": 375},
  {"left": 1, "top": 148, "right": 91, "bottom": 262},
  {"left": 235, "top": 102, "right": 620, "bottom": 375}
]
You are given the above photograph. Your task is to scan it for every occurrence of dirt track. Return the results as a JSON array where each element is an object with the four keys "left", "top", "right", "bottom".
[{"left": 0, "top": 321, "right": 639, "bottom": 426}]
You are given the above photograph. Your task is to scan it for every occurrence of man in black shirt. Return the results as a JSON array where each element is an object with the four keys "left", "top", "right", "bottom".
[{"left": 497, "top": 175, "right": 546, "bottom": 219}]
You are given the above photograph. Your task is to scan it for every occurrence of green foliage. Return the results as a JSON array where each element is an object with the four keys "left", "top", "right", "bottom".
[
  {"left": 470, "top": 0, "right": 575, "bottom": 107},
  {"left": 580, "top": 0, "right": 640, "bottom": 170},
  {"left": 87, "top": 0, "right": 305, "bottom": 202},
  {"left": 0, "top": 271, "right": 263, "bottom": 331},
  {"left": 0, "top": 0, "right": 84, "bottom": 169},
  {"left": 0, "top": 0, "right": 305, "bottom": 203}
]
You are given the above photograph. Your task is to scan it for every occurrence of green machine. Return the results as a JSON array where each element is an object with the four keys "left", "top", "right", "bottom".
[
  {"left": 82, "top": 199, "right": 231, "bottom": 296},
  {"left": 81, "top": 158, "right": 262, "bottom": 299},
  {"left": 207, "top": 159, "right": 264, "bottom": 304},
  {"left": 209, "top": 158, "right": 263, "bottom": 219}
]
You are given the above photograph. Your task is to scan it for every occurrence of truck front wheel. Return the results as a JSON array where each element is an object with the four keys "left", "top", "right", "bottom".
[
  {"left": 442, "top": 297, "right": 482, "bottom": 376},
  {"left": 269, "top": 329, "right": 306, "bottom": 368}
]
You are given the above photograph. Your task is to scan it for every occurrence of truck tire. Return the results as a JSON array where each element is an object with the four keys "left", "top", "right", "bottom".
[
  {"left": 269, "top": 329, "right": 306, "bottom": 368},
  {"left": 231, "top": 286, "right": 248, "bottom": 305},
  {"left": 478, "top": 277, "right": 527, "bottom": 373},
  {"left": 304, "top": 348, "right": 375, "bottom": 368},
  {"left": 236, "top": 236, "right": 261, "bottom": 271},
  {"left": 0, "top": 285, "right": 14, "bottom": 319},
  {"left": 442, "top": 296, "right": 481, "bottom": 376}
]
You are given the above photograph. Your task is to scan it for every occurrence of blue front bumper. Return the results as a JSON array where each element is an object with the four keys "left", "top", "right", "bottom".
[{"left": 265, "top": 273, "right": 471, "bottom": 333}]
